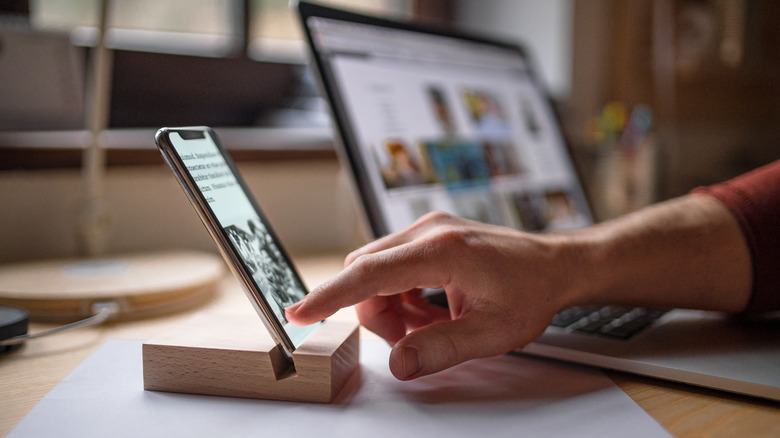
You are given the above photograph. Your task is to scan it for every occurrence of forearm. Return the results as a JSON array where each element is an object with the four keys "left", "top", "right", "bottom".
[{"left": 570, "top": 194, "right": 752, "bottom": 313}]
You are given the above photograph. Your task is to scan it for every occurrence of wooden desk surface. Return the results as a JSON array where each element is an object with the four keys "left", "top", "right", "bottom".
[{"left": 1, "top": 253, "right": 778, "bottom": 436}]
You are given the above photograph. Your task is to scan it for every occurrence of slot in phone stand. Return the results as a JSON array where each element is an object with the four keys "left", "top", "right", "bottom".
[{"left": 142, "top": 313, "right": 360, "bottom": 403}]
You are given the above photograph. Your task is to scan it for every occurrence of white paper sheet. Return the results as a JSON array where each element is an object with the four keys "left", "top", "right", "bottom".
[{"left": 9, "top": 339, "right": 670, "bottom": 437}]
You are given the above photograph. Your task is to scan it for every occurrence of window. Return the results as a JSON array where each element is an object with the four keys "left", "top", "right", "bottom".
[
  {"left": 1, "top": 0, "right": 431, "bottom": 169},
  {"left": 249, "top": 0, "right": 413, "bottom": 61},
  {"left": 29, "top": 0, "right": 413, "bottom": 60}
]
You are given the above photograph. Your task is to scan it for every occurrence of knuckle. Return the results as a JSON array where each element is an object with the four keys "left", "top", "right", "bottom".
[
  {"left": 344, "top": 249, "right": 361, "bottom": 267},
  {"left": 428, "top": 227, "right": 470, "bottom": 254},
  {"left": 350, "top": 253, "right": 382, "bottom": 277},
  {"left": 417, "top": 210, "right": 454, "bottom": 225},
  {"left": 441, "top": 333, "right": 462, "bottom": 365}
]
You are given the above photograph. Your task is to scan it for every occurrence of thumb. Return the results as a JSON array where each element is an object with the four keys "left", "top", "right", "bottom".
[{"left": 388, "top": 312, "right": 507, "bottom": 380}]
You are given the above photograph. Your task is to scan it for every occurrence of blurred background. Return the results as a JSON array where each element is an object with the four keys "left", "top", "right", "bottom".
[{"left": 0, "top": 0, "right": 778, "bottom": 264}]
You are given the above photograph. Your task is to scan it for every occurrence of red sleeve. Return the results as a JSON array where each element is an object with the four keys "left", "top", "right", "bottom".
[{"left": 692, "top": 160, "right": 780, "bottom": 314}]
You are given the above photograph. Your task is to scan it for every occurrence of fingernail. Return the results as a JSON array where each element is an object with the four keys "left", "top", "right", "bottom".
[{"left": 400, "top": 346, "right": 421, "bottom": 379}]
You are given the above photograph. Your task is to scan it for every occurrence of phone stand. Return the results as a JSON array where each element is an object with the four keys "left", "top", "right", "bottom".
[{"left": 142, "top": 313, "right": 360, "bottom": 403}]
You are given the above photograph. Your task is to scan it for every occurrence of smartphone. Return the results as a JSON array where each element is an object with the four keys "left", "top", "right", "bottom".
[{"left": 155, "top": 126, "right": 321, "bottom": 361}]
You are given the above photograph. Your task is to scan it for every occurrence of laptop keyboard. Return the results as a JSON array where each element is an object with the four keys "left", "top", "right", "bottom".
[{"left": 550, "top": 306, "right": 668, "bottom": 339}]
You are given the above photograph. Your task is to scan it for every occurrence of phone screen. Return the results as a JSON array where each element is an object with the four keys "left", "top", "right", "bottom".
[{"left": 164, "top": 129, "right": 321, "bottom": 350}]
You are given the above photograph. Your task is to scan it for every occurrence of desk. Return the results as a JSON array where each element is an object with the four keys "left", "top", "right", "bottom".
[{"left": 1, "top": 253, "right": 778, "bottom": 436}]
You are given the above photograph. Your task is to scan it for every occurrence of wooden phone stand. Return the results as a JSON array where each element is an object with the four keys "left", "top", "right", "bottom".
[{"left": 142, "top": 313, "right": 360, "bottom": 403}]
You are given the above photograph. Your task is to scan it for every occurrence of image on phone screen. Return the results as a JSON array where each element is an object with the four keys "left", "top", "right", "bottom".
[{"left": 158, "top": 128, "right": 321, "bottom": 354}]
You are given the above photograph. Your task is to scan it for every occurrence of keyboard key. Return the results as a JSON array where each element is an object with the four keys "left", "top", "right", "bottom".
[{"left": 552, "top": 306, "right": 667, "bottom": 340}]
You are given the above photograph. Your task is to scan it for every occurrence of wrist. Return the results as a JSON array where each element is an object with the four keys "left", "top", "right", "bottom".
[
  {"left": 554, "top": 229, "right": 614, "bottom": 309},
  {"left": 561, "top": 195, "right": 752, "bottom": 313}
]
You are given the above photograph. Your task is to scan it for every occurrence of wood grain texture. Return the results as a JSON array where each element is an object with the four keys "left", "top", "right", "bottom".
[
  {"left": 0, "top": 251, "right": 224, "bottom": 322},
  {"left": 3, "top": 254, "right": 779, "bottom": 435},
  {"left": 142, "top": 313, "right": 360, "bottom": 403},
  {"left": 612, "top": 373, "right": 780, "bottom": 437}
]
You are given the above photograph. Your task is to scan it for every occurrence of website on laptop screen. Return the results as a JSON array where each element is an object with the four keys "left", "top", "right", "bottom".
[{"left": 309, "top": 17, "right": 592, "bottom": 235}]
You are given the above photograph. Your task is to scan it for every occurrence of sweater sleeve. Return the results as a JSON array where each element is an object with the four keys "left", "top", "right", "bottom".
[{"left": 692, "top": 160, "right": 780, "bottom": 314}]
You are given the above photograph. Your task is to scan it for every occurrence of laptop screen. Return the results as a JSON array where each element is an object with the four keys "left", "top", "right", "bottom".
[{"left": 300, "top": 3, "right": 592, "bottom": 237}]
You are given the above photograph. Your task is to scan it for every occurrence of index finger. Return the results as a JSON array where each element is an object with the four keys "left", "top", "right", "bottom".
[
  {"left": 343, "top": 211, "right": 460, "bottom": 267},
  {"left": 285, "top": 241, "right": 449, "bottom": 325}
]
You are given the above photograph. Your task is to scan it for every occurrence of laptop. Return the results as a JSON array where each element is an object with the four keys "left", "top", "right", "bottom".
[{"left": 295, "top": 1, "right": 780, "bottom": 401}]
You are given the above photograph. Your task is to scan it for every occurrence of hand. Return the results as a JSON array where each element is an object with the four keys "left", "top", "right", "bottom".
[
  {"left": 287, "top": 195, "right": 753, "bottom": 380},
  {"left": 286, "top": 212, "right": 585, "bottom": 380}
]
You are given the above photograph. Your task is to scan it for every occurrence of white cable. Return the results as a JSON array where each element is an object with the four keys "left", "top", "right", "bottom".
[{"left": 0, "top": 301, "right": 120, "bottom": 347}]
